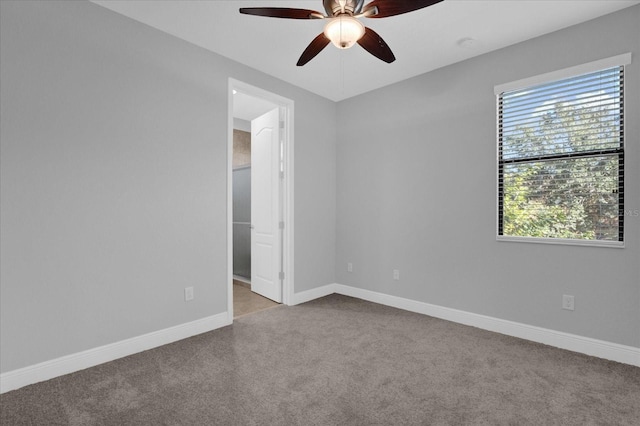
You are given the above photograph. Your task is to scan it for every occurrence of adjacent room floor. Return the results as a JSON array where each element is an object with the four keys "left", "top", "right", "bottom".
[{"left": 233, "top": 279, "right": 279, "bottom": 318}]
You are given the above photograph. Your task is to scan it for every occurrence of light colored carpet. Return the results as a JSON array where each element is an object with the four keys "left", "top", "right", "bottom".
[{"left": 1, "top": 294, "right": 639, "bottom": 425}]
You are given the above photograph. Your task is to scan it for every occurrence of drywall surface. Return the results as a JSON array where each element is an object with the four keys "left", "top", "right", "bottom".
[
  {"left": 232, "top": 129, "right": 251, "bottom": 168},
  {"left": 335, "top": 6, "right": 640, "bottom": 347},
  {"left": 0, "top": 0, "right": 336, "bottom": 372}
]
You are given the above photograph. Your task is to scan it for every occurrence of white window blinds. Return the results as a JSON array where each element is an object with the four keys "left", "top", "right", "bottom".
[{"left": 497, "top": 64, "right": 625, "bottom": 244}]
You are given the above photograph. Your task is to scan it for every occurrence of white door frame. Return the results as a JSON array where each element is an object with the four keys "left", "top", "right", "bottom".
[{"left": 227, "top": 78, "right": 294, "bottom": 321}]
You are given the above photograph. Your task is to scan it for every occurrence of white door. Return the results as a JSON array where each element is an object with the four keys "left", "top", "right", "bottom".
[{"left": 251, "top": 108, "right": 282, "bottom": 302}]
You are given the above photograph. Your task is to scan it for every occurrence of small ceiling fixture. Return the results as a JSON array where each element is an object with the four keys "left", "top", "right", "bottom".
[
  {"left": 457, "top": 37, "right": 477, "bottom": 48},
  {"left": 240, "top": 0, "right": 443, "bottom": 66}
]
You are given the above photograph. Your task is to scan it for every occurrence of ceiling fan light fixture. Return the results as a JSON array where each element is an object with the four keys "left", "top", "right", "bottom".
[
  {"left": 239, "top": 0, "right": 445, "bottom": 65},
  {"left": 323, "top": 15, "right": 365, "bottom": 49}
]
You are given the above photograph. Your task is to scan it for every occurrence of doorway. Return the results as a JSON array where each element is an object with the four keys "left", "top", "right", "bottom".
[{"left": 227, "top": 79, "right": 294, "bottom": 320}]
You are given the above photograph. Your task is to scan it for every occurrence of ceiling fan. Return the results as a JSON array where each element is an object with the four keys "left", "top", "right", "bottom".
[{"left": 239, "top": 0, "right": 443, "bottom": 66}]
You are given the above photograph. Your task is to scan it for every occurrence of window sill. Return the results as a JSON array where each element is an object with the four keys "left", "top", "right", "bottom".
[{"left": 496, "top": 235, "right": 624, "bottom": 248}]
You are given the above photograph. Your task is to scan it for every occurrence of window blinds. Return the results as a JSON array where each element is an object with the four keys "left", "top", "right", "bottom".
[{"left": 497, "top": 66, "right": 624, "bottom": 242}]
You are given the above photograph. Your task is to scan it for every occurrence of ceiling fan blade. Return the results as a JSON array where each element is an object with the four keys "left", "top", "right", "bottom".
[
  {"left": 239, "top": 7, "right": 325, "bottom": 19},
  {"left": 362, "top": 0, "right": 443, "bottom": 18},
  {"left": 357, "top": 27, "right": 395, "bottom": 63},
  {"left": 297, "top": 33, "right": 331, "bottom": 66}
]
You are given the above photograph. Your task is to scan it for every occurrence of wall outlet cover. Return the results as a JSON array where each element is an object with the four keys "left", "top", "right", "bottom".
[
  {"left": 185, "top": 287, "right": 194, "bottom": 302},
  {"left": 562, "top": 294, "right": 574, "bottom": 311}
]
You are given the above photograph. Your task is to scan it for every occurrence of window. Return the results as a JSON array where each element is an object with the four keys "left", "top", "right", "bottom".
[{"left": 496, "top": 54, "right": 630, "bottom": 246}]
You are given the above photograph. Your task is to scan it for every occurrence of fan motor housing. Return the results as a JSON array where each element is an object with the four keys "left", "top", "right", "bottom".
[{"left": 323, "top": 0, "right": 365, "bottom": 16}]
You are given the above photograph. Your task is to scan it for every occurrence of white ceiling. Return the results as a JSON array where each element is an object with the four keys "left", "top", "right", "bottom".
[
  {"left": 233, "top": 91, "right": 278, "bottom": 122},
  {"left": 91, "top": 0, "right": 639, "bottom": 102}
]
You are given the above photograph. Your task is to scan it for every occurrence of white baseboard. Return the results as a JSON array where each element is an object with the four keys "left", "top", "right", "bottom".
[
  {"left": 333, "top": 284, "right": 640, "bottom": 367},
  {"left": 291, "top": 283, "right": 337, "bottom": 305},
  {"left": 0, "top": 312, "right": 231, "bottom": 394},
  {"left": 232, "top": 275, "right": 251, "bottom": 285},
  {"left": 3, "top": 284, "right": 638, "bottom": 394}
]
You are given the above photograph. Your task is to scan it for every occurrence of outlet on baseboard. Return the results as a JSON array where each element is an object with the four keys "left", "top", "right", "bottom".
[
  {"left": 393, "top": 269, "right": 400, "bottom": 280},
  {"left": 347, "top": 262, "right": 353, "bottom": 273},
  {"left": 562, "top": 294, "right": 574, "bottom": 311},
  {"left": 185, "top": 286, "right": 194, "bottom": 302}
]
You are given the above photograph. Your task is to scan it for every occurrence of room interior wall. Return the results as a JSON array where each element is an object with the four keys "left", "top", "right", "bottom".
[
  {"left": 232, "top": 129, "right": 251, "bottom": 168},
  {"left": 0, "top": 0, "right": 337, "bottom": 373},
  {"left": 232, "top": 166, "right": 251, "bottom": 280},
  {"left": 335, "top": 5, "right": 640, "bottom": 348},
  {"left": 232, "top": 130, "right": 251, "bottom": 279},
  {"left": 233, "top": 118, "right": 250, "bottom": 133},
  {"left": 2, "top": 0, "right": 636, "bottom": 381}
]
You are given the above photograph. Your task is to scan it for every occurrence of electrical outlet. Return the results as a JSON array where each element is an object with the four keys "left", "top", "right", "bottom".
[
  {"left": 562, "top": 294, "right": 574, "bottom": 311},
  {"left": 185, "top": 286, "right": 194, "bottom": 302},
  {"left": 393, "top": 269, "right": 400, "bottom": 280},
  {"left": 347, "top": 262, "right": 353, "bottom": 273}
]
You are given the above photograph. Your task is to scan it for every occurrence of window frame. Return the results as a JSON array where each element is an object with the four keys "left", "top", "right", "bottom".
[{"left": 495, "top": 53, "right": 631, "bottom": 248}]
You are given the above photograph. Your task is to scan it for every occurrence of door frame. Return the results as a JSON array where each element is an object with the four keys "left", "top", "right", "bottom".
[{"left": 227, "top": 78, "right": 295, "bottom": 321}]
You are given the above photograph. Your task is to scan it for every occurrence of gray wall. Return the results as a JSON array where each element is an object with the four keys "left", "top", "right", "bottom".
[
  {"left": 2, "top": 0, "right": 637, "bottom": 375},
  {"left": 0, "top": 0, "right": 337, "bottom": 373},
  {"left": 232, "top": 167, "right": 251, "bottom": 279},
  {"left": 335, "top": 6, "right": 640, "bottom": 347}
]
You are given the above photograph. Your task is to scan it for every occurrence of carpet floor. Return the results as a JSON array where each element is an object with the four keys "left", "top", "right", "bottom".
[{"left": 1, "top": 294, "right": 639, "bottom": 425}]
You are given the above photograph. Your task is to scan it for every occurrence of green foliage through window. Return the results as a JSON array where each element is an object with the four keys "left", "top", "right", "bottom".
[{"left": 498, "top": 66, "right": 624, "bottom": 242}]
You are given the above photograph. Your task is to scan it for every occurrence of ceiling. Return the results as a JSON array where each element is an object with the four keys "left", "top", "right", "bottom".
[
  {"left": 91, "top": 0, "right": 639, "bottom": 102},
  {"left": 233, "top": 91, "right": 278, "bottom": 122}
]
